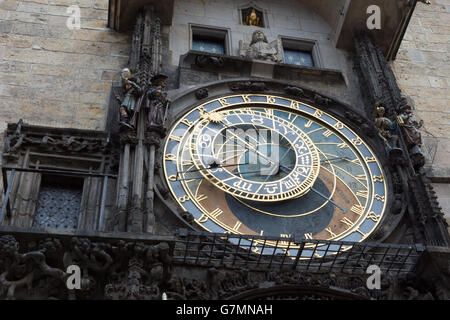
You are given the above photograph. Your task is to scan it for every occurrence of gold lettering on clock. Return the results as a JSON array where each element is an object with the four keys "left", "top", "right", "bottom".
[
  {"left": 242, "top": 95, "right": 251, "bottom": 103},
  {"left": 170, "top": 135, "right": 182, "bottom": 142},
  {"left": 313, "top": 110, "right": 323, "bottom": 118},
  {"left": 325, "top": 227, "right": 336, "bottom": 237},
  {"left": 267, "top": 96, "right": 276, "bottom": 104},
  {"left": 340, "top": 217, "right": 355, "bottom": 228},
  {"left": 181, "top": 119, "right": 193, "bottom": 127},
  {"left": 195, "top": 194, "right": 208, "bottom": 202},
  {"left": 373, "top": 175, "right": 384, "bottom": 183},
  {"left": 219, "top": 98, "right": 230, "bottom": 106},
  {"left": 323, "top": 129, "right": 333, "bottom": 137},
  {"left": 165, "top": 154, "right": 176, "bottom": 161},
  {"left": 231, "top": 221, "right": 242, "bottom": 232},
  {"left": 209, "top": 208, "right": 223, "bottom": 218},
  {"left": 367, "top": 211, "right": 381, "bottom": 222},
  {"left": 334, "top": 122, "right": 344, "bottom": 130},
  {"left": 305, "top": 120, "right": 314, "bottom": 128},
  {"left": 196, "top": 213, "right": 209, "bottom": 223},
  {"left": 351, "top": 204, "right": 364, "bottom": 216}
]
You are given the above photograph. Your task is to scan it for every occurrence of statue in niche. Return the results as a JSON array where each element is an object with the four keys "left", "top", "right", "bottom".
[
  {"left": 115, "top": 68, "right": 142, "bottom": 129},
  {"left": 373, "top": 103, "right": 398, "bottom": 150},
  {"left": 397, "top": 103, "right": 425, "bottom": 167},
  {"left": 240, "top": 30, "right": 283, "bottom": 63},
  {"left": 145, "top": 74, "right": 171, "bottom": 132},
  {"left": 245, "top": 8, "right": 260, "bottom": 27}
]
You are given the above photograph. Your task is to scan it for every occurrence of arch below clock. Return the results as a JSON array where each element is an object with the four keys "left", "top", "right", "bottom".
[
  {"left": 224, "top": 285, "right": 369, "bottom": 300},
  {"left": 162, "top": 78, "right": 404, "bottom": 244}
]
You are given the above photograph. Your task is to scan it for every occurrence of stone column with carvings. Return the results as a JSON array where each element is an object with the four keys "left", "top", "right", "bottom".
[{"left": 115, "top": 6, "right": 163, "bottom": 234}]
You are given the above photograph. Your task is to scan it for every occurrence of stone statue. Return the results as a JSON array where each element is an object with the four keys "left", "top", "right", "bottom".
[
  {"left": 245, "top": 8, "right": 260, "bottom": 27},
  {"left": 397, "top": 103, "right": 425, "bottom": 168},
  {"left": 145, "top": 74, "right": 171, "bottom": 132},
  {"left": 115, "top": 68, "right": 142, "bottom": 129},
  {"left": 240, "top": 30, "right": 282, "bottom": 63}
]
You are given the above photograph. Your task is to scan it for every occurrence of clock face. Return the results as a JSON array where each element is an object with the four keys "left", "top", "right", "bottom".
[{"left": 163, "top": 94, "right": 387, "bottom": 258}]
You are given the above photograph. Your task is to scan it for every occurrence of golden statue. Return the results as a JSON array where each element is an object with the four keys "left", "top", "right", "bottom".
[
  {"left": 373, "top": 103, "right": 398, "bottom": 149},
  {"left": 245, "top": 8, "right": 260, "bottom": 27}
]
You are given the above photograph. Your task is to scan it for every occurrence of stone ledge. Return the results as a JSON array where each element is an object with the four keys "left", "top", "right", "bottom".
[
  {"left": 0, "top": 225, "right": 175, "bottom": 244},
  {"left": 424, "top": 166, "right": 450, "bottom": 183},
  {"left": 180, "top": 51, "right": 346, "bottom": 84}
]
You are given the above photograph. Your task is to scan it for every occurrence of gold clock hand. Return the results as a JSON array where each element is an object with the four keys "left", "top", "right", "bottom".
[
  {"left": 261, "top": 145, "right": 295, "bottom": 182},
  {"left": 220, "top": 128, "right": 275, "bottom": 165},
  {"left": 176, "top": 162, "right": 248, "bottom": 179},
  {"left": 321, "top": 157, "right": 350, "bottom": 163},
  {"left": 309, "top": 187, "right": 348, "bottom": 213},
  {"left": 278, "top": 165, "right": 347, "bottom": 213}
]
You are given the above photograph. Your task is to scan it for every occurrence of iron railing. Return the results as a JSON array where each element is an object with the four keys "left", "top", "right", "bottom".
[{"left": 173, "top": 229, "right": 425, "bottom": 274}]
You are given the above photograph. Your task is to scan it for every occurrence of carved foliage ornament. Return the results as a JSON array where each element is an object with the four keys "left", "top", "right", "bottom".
[
  {"left": 0, "top": 235, "right": 172, "bottom": 300},
  {"left": 3, "top": 120, "right": 110, "bottom": 155}
]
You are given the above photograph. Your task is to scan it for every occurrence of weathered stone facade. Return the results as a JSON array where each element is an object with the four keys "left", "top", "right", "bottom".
[
  {"left": 0, "top": 0, "right": 130, "bottom": 136},
  {"left": 0, "top": 0, "right": 449, "bottom": 301},
  {"left": 392, "top": 0, "right": 450, "bottom": 231}
]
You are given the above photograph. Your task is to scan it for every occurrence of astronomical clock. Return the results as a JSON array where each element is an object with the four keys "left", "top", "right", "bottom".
[{"left": 163, "top": 93, "right": 388, "bottom": 258}]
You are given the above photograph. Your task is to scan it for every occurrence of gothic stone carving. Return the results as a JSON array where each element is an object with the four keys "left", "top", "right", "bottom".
[
  {"left": 239, "top": 30, "right": 283, "bottom": 63},
  {"left": 195, "top": 88, "right": 209, "bottom": 100},
  {"left": 0, "top": 235, "right": 172, "bottom": 300},
  {"left": 230, "top": 81, "right": 267, "bottom": 92},
  {"left": 284, "top": 86, "right": 305, "bottom": 98},
  {"left": 3, "top": 121, "right": 110, "bottom": 155},
  {"left": 145, "top": 74, "right": 171, "bottom": 135}
]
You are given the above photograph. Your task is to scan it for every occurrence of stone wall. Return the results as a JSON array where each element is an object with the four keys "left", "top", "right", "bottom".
[
  {"left": 170, "top": 0, "right": 346, "bottom": 69},
  {"left": 169, "top": 0, "right": 363, "bottom": 108},
  {"left": 0, "top": 0, "right": 130, "bottom": 140},
  {"left": 392, "top": 0, "right": 450, "bottom": 229}
]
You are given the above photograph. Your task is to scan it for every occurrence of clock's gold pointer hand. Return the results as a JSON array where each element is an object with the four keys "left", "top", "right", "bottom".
[
  {"left": 176, "top": 162, "right": 248, "bottom": 180},
  {"left": 217, "top": 121, "right": 276, "bottom": 165},
  {"left": 309, "top": 187, "right": 348, "bottom": 213},
  {"left": 278, "top": 165, "right": 348, "bottom": 213},
  {"left": 261, "top": 144, "right": 294, "bottom": 182},
  {"left": 321, "top": 157, "right": 350, "bottom": 163}
]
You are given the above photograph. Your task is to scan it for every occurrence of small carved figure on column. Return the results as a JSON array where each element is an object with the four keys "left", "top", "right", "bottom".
[
  {"left": 115, "top": 68, "right": 142, "bottom": 129},
  {"left": 397, "top": 103, "right": 425, "bottom": 168},
  {"left": 145, "top": 74, "right": 171, "bottom": 133}
]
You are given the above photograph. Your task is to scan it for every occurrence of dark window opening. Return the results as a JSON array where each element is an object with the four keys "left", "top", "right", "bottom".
[
  {"left": 282, "top": 38, "right": 319, "bottom": 68},
  {"left": 192, "top": 34, "right": 225, "bottom": 55},
  {"left": 33, "top": 174, "right": 83, "bottom": 230},
  {"left": 283, "top": 49, "right": 314, "bottom": 67}
]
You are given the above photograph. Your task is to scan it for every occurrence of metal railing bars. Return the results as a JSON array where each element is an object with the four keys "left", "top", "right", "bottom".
[{"left": 174, "top": 229, "right": 424, "bottom": 274}]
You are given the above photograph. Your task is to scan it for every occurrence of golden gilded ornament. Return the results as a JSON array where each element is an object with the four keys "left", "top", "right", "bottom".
[
  {"left": 245, "top": 8, "right": 260, "bottom": 27},
  {"left": 202, "top": 111, "right": 224, "bottom": 123}
]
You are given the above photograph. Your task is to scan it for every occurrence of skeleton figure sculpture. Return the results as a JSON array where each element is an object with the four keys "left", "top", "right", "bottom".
[
  {"left": 397, "top": 105, "right": 423, "bottom": 154},
  {"left": 397, "top": 103, "right": 425, "bottom": 168}
]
